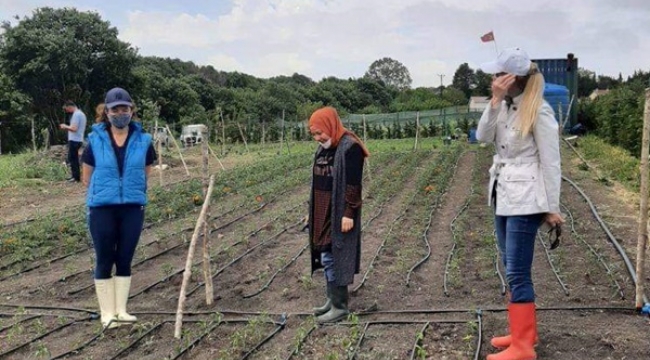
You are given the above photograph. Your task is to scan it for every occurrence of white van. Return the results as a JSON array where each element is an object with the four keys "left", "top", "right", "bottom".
[{"left": 180, "top": 124, "right": 207, "bottom": 147}]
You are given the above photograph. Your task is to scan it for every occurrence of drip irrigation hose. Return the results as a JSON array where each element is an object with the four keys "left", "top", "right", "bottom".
[
  {"left": 562, "top": 175, "right": 648, "bottom": 304},
  {"left": 243, "top": 243, "right": 309, "bottom": 298},
  {"left": 0, "top": 303, "right": 98, "bottom": 315},
  {"left": 284, "top": 324, "right": 317, "bottom": 360},
  {"left": 50, "top": 322, "right": 108, "bottom": 360},
  {"left": 443, "top": 190, "right": 473, "bottom": 296},
  {"left": 561, "top": 202, "right": 625, "bottom": 299},
  {"left": 407, "top": 150, "right": 468, "bottom": 286},
  {"left": 108, "top": 322, "right": 165, "bottom": 360},
  {"left": 240, "top": 314, "right": 287, "bottom": 360},
  {"left": 0, "top": 317, "right": 91, "bottom": 358},
  {"left": 186, "top": 221, "right": 302, "bottom": 297},
  {"left": 537, "top": 233, "right": 570, "bottom": 296},
  {"left": 494, "top": 234, "right": 507, "bottom": 296},
  {"left": 0, "top": 315, "right": 40, "bottom": 333},
  {"left": 409, "top": 321, "right": 430, "bottom": 360},
  {"left": 473, "top": 310, "right": 483, "bottom": 360},
  {"left": 348, "top": 322, "right": 371, "bottom": 360}
]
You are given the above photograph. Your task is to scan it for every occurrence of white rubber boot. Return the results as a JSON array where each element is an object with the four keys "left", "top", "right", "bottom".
[
  {"left": 114, "top": 276, "right": 137, "bottom": 322},
  {"left": 94, "top": 278, "right": 119, "bottom": 329}
]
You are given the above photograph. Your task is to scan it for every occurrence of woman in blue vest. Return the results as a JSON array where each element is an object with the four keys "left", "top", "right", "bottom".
[{"left": 81, "top": 87, "right": 156, "bottom": 329}]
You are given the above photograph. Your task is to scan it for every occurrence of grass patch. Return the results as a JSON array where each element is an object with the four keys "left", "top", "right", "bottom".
[
  {"left": 0, "top": 152, "right": 68, "bottom": 188},
  {"left": 571, "top": 135, "right": 640, "bottom": 191}
]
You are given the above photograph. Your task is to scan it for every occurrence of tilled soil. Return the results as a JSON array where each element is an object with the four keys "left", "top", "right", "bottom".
[{"left": 1, "top": 144, "right": 649, "bottom": 360}]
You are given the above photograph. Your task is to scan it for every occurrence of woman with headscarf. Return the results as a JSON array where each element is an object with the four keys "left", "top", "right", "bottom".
[{"left": 308, "top": 106, "right": 370, "bottom": 324}]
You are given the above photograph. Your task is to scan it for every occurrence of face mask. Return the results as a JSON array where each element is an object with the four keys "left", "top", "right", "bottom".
[
  {"left": 108, "top": 113, "right": 131, "bottom": 129},
  {"left": 320, "top": 139, "right": 332, "bottom": 149}
]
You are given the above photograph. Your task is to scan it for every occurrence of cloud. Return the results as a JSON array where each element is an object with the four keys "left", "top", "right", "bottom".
[{"left": 2, "top": 0, "right": 648, "bottom": 86}]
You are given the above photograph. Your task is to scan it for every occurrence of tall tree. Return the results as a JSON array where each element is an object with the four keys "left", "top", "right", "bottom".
[
  {"left": 364, "top": 57, "right": 412, "bottom": 90},
  {"left": 0, "top": 7, "right": 137, "bottom": 143},
  {"left": 451, "top": 63, "right": 474, "bottom": 100}
]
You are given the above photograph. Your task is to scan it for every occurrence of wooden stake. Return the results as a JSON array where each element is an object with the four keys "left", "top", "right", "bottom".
[
  {"left": 200, "top": 127, "right": 214, "bottom": 305},
  {"left": 156, "top": 120, "right": 163, "bottom": 187},
  {"left": 220, "top": 110, "right": 226, "bottom": 156},
  {"left": 236, "top": 122, "right": 249, "bottom": 154},
  {"left": 31, "top": 116, "right": 37, "bottom": 152},
  {"left": 414, "top": 111, "right": 420, "bottom": 151},
  {"left": 362, "top": 114, "right": 372, "bottom": 181},
  {"left": 175, "top": 174, "right": 216, "bottom": 338},
  {"left": 279, "top": 109, "right": 285, "bottom": 155},
  {"left": 207, "top": 144, "right": 226, "bottom": 170},
  {"left": 164, "top": 125, "right": 190, "bottom": 176},
  {"left": 635, "top": 87, "right": 650, "bottom": 310}
]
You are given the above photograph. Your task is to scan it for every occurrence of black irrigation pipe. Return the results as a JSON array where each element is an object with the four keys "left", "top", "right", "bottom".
[
  {"left": 348, "top": 321, "right": 371, "bottom": 360},
  {"left": 407, "top": 150, "right": 467, "bottom": 286},
  {"left": 0, "top": 303, "right": 98, "bottom": 316},
  {"left": 0, "top": 316, "right": 91, "bottom": 358},
  {"left": 352, "top": 194, "right": 400, "bottom": 293},
  {"left": 239, "top": 314, "right": 287, "bottom": 360},
  {"left": 0, "top": 314, "right": 41, "bottom": 333},
  {"left": 186, "top": 221, "right": 303, "bottom": 297},
  {"left": 243, "top": 243, "right": 309, "bottom": 298},
  {"left": 359, "top": 305, "right": 637, "bottom": 315},
  {"left": 473, "top": 310, "right": 483, "bottom": 360},
  {"left": 170, "top": 320, "right": 222, "bottom": 360},
  {"left": 562, "top": 175, "right": 648, "bottom": 304},
  {"left": 67, "top": 201, "right": 272, "bottom": 295},
  {"left": 336, "top": 319, "right": 471, "bottom": 326},
  {"left": 50, "top": 321, "right": 109, "bottom": 360},
  {"left": 108, "top": 322, "right": 165, "bottom": 360},
  {"left": 409, "top": 321, "right": 430, "bottom": 360},
  {"left": 493, "top": 232, "right": 507, "bottom": 296},
  {"left": 561, "top": 202, "right": 625, "bottom": 299},
  {"left": 537, "top": 233, "right": 570, "bottom": 296},
  {"left": 284, "top": 324, "right": 317, "bottom": 360},
  {"left": 0, "top": 245, "right": 95, "bottom": 281},
  {"left": 405, "top": 192, "right": 443, "bottom": 286},
  {"left": 129, "top": 207, "right": 305, "bottom": 300},
  {"left": 443, "top": 193, "right": 472, "bottom": 296}
]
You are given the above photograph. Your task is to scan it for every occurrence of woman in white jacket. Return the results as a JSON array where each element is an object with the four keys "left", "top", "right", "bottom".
[{"left": 477, "top": 48, "right": 564, "bottom": 360}]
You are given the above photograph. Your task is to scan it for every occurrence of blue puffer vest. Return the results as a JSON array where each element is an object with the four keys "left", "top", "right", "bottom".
[{"left": 86, "top": 122, "right": 152, "bottom": 207}]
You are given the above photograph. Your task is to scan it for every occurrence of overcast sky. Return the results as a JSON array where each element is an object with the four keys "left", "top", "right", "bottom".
[{"left": 1, "top": 0, "right": 648, "bottom": 87}]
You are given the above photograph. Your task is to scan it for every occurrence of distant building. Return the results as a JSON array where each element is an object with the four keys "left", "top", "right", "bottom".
[
  {"left": 469, "top": 96, "right": 490, "bottom": 112},
  {"left": 588, "top": 89, "right": 610, "bottom": 101}
]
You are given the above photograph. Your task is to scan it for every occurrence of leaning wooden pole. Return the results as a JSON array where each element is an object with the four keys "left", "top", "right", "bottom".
[
  {"left": 201, "top": 128, "right": 214, "bottom": 305},
  {"left": 165, "top": 125, "right": 190, "bottom": 176},
  {"left": 175, "top": 174, "right": 216, "bottom": 338},
  {"left": 635, "top": 87, "right": 650, "bottom": 310}
]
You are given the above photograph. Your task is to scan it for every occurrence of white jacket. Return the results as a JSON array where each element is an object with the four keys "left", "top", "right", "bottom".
[{"left": 476, "top": 95, "right": 561, "bottom": 216}]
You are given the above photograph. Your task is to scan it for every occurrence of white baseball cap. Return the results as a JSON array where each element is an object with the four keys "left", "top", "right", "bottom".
[{"left": 480, "top": 47, "right": 532, "bottom": 76}]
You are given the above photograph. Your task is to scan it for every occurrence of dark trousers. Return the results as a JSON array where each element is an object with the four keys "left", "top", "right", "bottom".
[
  {"left": 67, "top": 141, "right": 82, "bottom": 181},
  {"left": 88, "top": 205, "right": 145, "bottom": 279}
]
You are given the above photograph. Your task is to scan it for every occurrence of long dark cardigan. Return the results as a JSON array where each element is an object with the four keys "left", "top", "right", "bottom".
[{"left": 309, "top": 134, "right": 363, "bottom": 286}]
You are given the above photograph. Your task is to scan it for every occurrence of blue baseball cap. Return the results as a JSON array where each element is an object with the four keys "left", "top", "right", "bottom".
[{"left": 105, "top": 87, "right": 133, "bottom": 109}]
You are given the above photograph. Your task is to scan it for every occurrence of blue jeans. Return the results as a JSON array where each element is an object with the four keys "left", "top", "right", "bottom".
[
  {"left": 495, "top": 214, "right": 543, "bottom": 303},
  {"left": 321, "top": 251, "right": 335, "bottom": 283},
  {"left": 88, "top": 205, "right": 145, "bottom": 279}
]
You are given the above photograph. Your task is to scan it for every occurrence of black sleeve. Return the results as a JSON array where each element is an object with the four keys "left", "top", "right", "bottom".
[
  {"left": 146, "top": 143, "right": 157, "bottom": 166},
  {"left": 345, "top": 143, "right": 364, "bottom": 186},
  {"left": 344, "top": 143, "right": 364, "bottom": 218},
  {"left": 82, "top": 143, "right": 95, "bottom": 167}
]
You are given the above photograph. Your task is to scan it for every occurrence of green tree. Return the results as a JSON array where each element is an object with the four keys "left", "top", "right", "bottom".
[
  {"left": 452, "top": 63, "right": 474, "bottom": 99},
  {"left": 0, "top": 7, "right": 137, "bottom": 144},
  {"left": 364, "top": 57, "right": 412, "bottom": 90},
  {"left": 0, "top": 73, "right": 32, "bottom": 152}
]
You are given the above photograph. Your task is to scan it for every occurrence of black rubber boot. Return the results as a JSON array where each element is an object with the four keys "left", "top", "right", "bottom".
[
  {"left": 317, "top": 285, "right": 349, "bottom": 323},
  {"left": 313, "top": 282, "right": 332, "bottom": 316}
]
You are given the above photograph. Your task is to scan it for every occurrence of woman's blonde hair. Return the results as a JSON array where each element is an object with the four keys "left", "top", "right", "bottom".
[
  {"left": 95, "top": 103, "right": 107, "bottom": 124},
  {"left": 516, "top": 62, "right": 545, "bottom": 137}
]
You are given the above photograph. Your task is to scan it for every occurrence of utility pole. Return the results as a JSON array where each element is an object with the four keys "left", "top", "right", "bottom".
[{"left": 438, "top": 74, "right": 445, "bottom": 98}]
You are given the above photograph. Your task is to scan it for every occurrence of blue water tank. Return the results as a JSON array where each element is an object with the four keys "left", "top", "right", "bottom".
[
  {"left": 544, "top": 83, "right": 570, "bottom": 128},
  {"left": 468, "top": 128, "right": 478, "bottom": 143}
]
